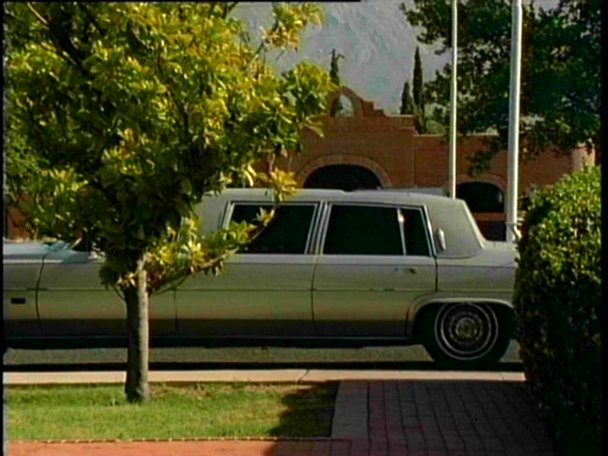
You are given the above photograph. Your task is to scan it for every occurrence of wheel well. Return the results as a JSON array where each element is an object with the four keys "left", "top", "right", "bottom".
[{"left": 412, "top": 301, "right": 516, "bottom": 342}]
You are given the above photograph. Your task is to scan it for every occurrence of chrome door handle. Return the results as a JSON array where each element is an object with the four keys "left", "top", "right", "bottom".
[{"left": 393, "top": 267, "right": 418, "bottom": 274}]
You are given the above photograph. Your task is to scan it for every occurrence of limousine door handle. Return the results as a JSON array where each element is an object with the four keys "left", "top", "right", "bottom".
[{"left": 394, "top": 267, "right": 418, "bottom": 274}]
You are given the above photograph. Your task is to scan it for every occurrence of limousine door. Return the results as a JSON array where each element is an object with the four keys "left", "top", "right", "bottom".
[
  {"left": 37, "top": 246, "right": 176, "bottom": 338},
  {"left": 312, "top": 204, "right": 436, "bottom": 337},
  {"left": 175, "top": 202, "right": 318, "bottom": 338}
]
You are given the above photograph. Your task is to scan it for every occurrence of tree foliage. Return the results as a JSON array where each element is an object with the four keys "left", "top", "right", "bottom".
[
  {"left": 5, "top": 2, "right": 333, "bottom": 402},
  {"left": 402, "top": 0, "right": 600, "bottom": 172},
  {"left": 514, "top": 165, "right": 601, "bottom": 453}
]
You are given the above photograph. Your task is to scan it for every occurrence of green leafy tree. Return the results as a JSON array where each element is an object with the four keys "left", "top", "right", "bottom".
[
  {"left": 400, "top": 80, "right": 414, "bottom": 115},
  {"left": 5, "top": 2, "right": 333, "bottom": 403},
  {"left": 401, "top": 0, "right": 600, "bottom": 172},
  {"left": 329, "top": 48, "right": 345, "bottom": 117}
]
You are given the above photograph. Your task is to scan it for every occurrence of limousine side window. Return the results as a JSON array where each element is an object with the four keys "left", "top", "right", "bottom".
[
  {"left": 323, "top": 205, "right": 403, "bottom": 255},
  {"left": 400, "top": 208, "right": 431, "bottom": 256},
  {"left": 230, "top": 204, "right": 315, "bottom": 254}
]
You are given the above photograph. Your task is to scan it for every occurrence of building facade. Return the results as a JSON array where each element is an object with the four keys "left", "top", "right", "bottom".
[
  {"left": 4, "top": 88, "right": 594, "bottom": 241},
  {"left": 275, "top": 88, "right": 595, "bottom": 240}
]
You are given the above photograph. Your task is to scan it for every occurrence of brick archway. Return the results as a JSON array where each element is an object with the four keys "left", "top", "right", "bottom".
[
  {"left": 296, "top": 155, "right": 392, "bottom": 188},
  {"left": 327, "top": 87, "right": 364, "bottom": 117},
  {"left": 442, "top": 173, "right": 507, "bottom": 192}
]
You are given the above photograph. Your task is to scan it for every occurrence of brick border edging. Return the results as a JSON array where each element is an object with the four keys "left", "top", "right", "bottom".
[{"left": 9, "top": 437, "right": 347, "bottom": 444}]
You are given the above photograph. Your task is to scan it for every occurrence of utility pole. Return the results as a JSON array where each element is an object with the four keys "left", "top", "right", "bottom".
[
  {"left": 506, "top": 0, "right": 523, "bottom": 242},
  {"left": 448, "top": 0, "right": 457, "bottom": 199}
]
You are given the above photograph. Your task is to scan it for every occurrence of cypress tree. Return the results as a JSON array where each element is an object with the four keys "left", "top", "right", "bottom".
[
  {"left": 413, "top": 47, "right": 425, "bottom": 131},
  {"left": 413, "top": 46, "right": 423, "bottom": 107},
  {"left": 329, "top": 49, "right": 344, "bottom": 116},
  {"left": 400, "top": 80, "right": 414, "bottom": 115}
]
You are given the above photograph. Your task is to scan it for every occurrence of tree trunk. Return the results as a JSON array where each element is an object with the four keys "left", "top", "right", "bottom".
[{"left": 123, "top": 256, "right": 150, "bottom": 403}]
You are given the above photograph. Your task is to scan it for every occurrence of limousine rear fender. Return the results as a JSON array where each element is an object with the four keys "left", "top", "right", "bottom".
[{"left": 405, "top": 297, "right": 515, "bottom": 339}]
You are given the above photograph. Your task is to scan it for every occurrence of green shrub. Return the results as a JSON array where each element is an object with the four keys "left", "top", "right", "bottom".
[{"left": 514, "top": 166, "right": 601, "bottom": 454}]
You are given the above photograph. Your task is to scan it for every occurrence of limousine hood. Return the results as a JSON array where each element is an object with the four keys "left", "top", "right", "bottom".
[{"left": 3, "top": 240, "right": 68, "bottom": 262}]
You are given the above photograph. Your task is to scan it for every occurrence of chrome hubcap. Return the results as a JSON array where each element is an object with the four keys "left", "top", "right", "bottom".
[
  {"left": 454, "top": 317, "right": 479, "bottom": 341},
  {"left": 436, "top": 303, "right": 498, "bottom": 361}
]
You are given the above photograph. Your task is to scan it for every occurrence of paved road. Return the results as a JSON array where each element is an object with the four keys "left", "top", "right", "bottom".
[{"left": 3, "top": 341, "right": 522, "bottom": 370}]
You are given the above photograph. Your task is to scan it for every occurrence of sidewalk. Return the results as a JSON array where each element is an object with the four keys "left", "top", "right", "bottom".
[
  {"left": 6, "top": 370, "right": 554, "bottom": 456},
  {"left": 4, "top": 369, "right": 526, "bottom": 385}
]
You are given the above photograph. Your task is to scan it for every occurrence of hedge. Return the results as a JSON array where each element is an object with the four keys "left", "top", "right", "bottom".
[{"left": 514, "top": 165, "right": 601, "bottom": 454}]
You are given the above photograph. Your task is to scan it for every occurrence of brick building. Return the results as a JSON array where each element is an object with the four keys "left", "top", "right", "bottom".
[
  {"left": 275, "top": 88, "right": 595, "bottom": 240},
  {"left": 4, "top": 88, "right": 594, "bottom": 241}
]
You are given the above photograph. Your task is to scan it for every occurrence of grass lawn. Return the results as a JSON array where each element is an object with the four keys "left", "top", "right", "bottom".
[{"left": 6, "top": 382, "right": 337, "bottom": 441}]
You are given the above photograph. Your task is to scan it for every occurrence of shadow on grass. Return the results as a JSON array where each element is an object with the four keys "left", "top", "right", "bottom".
[{"left": 268, "top": 382, "right": 338, "bottom": 438}]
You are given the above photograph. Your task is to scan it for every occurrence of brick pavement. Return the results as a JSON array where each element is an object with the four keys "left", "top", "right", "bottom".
[
  {"left": 333, "top": 380, "right": 554, "bottom": 456},
  {"left": 7, "top": 378, "right": 554, "bottom": 456}
]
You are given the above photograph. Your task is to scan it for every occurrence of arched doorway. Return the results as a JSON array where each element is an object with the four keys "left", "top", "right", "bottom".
[
  {"left": 456, "top": 182, "right": 504, "bottom": 213},
  {"left": 304, "top": 165, "right": 382, "bottom": 191},
  {"left": 456, "top": 182, "right": 505, "bottom": 241}
]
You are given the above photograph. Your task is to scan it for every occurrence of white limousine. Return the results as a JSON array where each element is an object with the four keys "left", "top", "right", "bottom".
[{"left": 4, "top": 189, "right": 517, "bottom": 367}]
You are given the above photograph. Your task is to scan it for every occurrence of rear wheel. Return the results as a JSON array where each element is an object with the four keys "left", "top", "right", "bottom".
[{"left": 420, "top": 302, "right": 512, "bottom": 368}]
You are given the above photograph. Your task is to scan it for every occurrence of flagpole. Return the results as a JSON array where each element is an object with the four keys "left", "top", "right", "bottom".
[
  {"left": 506, "top": 0, "right": 523, "bottom": 242},
  {"left": 448, "top": 0, "right": 458, "bottom": 199}
]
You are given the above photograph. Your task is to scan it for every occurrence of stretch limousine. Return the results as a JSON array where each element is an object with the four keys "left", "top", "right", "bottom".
[{"left": 4, "top": 189, "right": 517, "bottom": 367}]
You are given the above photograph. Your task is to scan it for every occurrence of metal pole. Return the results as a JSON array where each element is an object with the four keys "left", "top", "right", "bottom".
[
  {"left": 506, "top": 0, "right": 523, "bottom": 242},
  {"left": 448, "top": 0, "right": 458, "bottom": 199}
]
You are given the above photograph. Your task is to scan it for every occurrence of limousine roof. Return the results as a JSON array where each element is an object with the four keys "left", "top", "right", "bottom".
[
  {"left": 198, "top": 188, "right": 487, "bottom": 258},
  {"left": 204, "top": 187, "right": 448, "bottom": 204}
]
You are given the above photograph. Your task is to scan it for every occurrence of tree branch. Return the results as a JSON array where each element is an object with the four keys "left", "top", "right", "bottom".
[
  {"left": 149, "top": 246, "right": 241, "bottom": 295},
  {"left": 27, "top": 3, "right": 48, "bottom": 26}
]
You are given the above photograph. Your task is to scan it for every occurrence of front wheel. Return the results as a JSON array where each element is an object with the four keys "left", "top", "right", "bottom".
[{"left": 420, "top": 302, "right": 513, "bottom": 368}]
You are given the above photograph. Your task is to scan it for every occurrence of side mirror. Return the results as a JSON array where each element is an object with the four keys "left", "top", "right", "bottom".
[{"left": 435, "top": 228, "right": 447, "bottom": 252}]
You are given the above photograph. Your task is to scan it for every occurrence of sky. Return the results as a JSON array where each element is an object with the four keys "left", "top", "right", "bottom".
[{"left": 234, "top": 0, "right": 560, "bottom": 115}]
